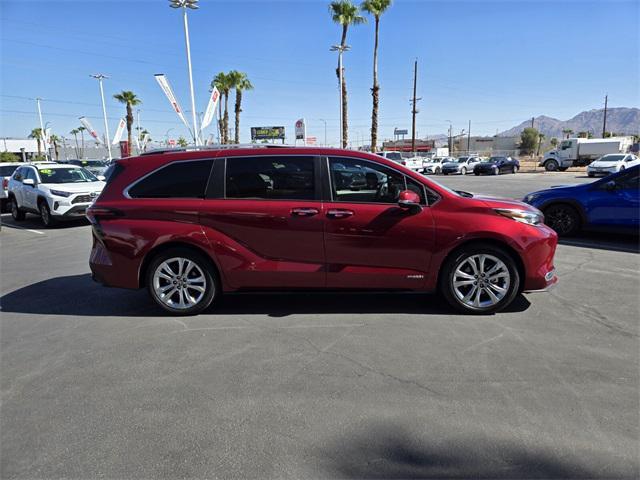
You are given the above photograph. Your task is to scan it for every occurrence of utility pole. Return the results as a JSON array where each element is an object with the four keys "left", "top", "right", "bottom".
[
  {"left": 602, "top": 94, "right": 608, "bottom": 138},
  {"left": 531, "top": 117, "right": 535, "bottom": 129},
  {"left": 90, "top": 74, "right": 113, "bottom": 161},
  {"left": 467, "top": 120, "right": 471, "bottom": 153},
  {"left": 410, "top": 59, "right": 420, "bottom": 153},
  {"left": 448, "top": 122, "right": 452, "bottom": 154}
]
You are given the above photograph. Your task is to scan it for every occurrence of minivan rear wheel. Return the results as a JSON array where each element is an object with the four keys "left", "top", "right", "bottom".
[
  {"left": 441, "top": 245, "right": 520, "bottom": 314},
  {"left": 146, "top": 248, "right": 218, "bottom": 315}
]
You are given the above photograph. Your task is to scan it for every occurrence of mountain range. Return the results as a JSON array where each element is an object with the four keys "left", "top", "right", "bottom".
[{"left": 497, "top": 107, "right": 639, "bottom": 139}]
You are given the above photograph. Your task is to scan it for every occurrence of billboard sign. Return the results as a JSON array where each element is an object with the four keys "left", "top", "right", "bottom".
[
  {"left": 295, "top": 118, "right": 306, "bottom": 140},
  {"left": 394, "top": 128, "right": 408, "bottom": 136},
  {"left": 251, "top": 126, "right": 285, "bottom": 140}
]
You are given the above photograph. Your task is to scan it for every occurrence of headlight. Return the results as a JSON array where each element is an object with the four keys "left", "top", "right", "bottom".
[
  {"left": 50, "top": 189, "right": 72, "bottom": 197},
  {"left": 495, "top": 208, "right": 544, "bottom": 226}
]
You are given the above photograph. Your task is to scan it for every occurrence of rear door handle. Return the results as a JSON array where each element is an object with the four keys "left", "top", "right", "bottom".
[
  {"left": 327, "top": 209, "right": 354, "bottom": 219},
  {"left": 291, "top": 207, "right": 319, "bottom": 217}
]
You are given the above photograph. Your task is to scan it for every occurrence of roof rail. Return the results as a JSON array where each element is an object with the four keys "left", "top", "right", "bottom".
[{"left": 139, "top": 143, "right": 298, "bottom": 156}]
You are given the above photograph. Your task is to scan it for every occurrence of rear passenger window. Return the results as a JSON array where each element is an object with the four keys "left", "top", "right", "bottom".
[
  {"left": 128, "top": 160, "right": 212, "bottom": 198},
  {"left": 225, "top": 156, "right": 315, "bottom": 200}
]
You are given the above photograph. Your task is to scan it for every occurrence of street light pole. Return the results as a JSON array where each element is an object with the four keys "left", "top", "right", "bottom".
[
  {"left": 90, "top": 74, "right": 113, "bottom": 161},
  {"left": 170, "top": 0, "right": 200, "bottom": 146},
  {"left": 318, "top": 119, "right": 328, "bottom": 146}
]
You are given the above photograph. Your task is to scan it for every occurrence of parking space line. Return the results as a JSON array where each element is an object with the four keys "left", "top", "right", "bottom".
[{"left": 1, "top": 224, "right": 45, "bottom": 235}]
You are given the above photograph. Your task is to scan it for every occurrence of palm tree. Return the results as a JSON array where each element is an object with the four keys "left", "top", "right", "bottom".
[
  {"left": 49, "top": 134, "right": 60, "bottom": 160},
  {"left": 113, "top": 91, "right": 142, "bottom": 152},
  {"left": 77, "top": 126, "right": 86, "bottom": 158},
  {"left": 70, "top": 129, "right": 80, "bottom": 158},
  {"left": 212, "top": 73, "right": 232, "bottom": 143},
  {"left": 361, "top": 0, "right": 392, "bottom": 153},
  {"left": 29, "top": 128, "right": 43, "bottom": 156},
  {"left": 228, "top": 71, "right": 254, "bottom": 144},
  {"left": 329, "top": 0, "right": 366, "bottom": 148},
  {"left": 177, "top": 136, "right": 188, "bottom": 147},
  {"left": 562, "top": 128, "right": 573, "bottom": 139},
  {"left": 536, "top": 133, "right": 545, "bottom": 156}
]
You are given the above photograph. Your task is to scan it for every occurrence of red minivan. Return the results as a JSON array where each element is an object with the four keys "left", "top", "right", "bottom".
[{"left": 88, "top": 145, "right": 558, "bottom": 315}]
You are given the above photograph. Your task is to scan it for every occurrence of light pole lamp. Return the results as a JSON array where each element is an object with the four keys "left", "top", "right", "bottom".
[
  {"left": 330, "top": 44, "right": 350, "bottom": 148},
  {"left": 169, "top": 0, "right": 200, "bottom": 146},
  {"left": 90, "top": 74, "right": 113, "bottom": 161}
]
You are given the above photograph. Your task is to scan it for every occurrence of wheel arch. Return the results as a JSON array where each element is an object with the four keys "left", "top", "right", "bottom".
[
  {"left": 138, "top": 241, "right": 222, "bottom": 289},
  {"left": 437, "top": 238, "right": 526, "bottom": 293}
]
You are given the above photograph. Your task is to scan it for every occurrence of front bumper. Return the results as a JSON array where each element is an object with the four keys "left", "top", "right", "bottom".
[
  {"left": 587, "top": 167, "right": 616, "bottom": 175},
  {"left": 442, "top": 168, "right": 461, "bottom": 174}
]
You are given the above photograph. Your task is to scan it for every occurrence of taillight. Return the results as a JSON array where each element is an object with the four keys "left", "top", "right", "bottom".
[
  {"left": 2, "top": 178, "right": 8, "bottom": 189},
  {"left": 86, "top": 206, "right": 123, "bottom": 224}
]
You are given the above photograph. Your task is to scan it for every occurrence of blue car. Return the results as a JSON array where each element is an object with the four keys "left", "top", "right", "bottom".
[{"left": 523, "top": 165, "right": 639, "bottom": 236}]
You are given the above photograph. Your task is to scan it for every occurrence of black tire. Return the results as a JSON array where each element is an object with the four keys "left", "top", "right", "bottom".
[
  {"left": 544, "top": 160, "right": 559, "bottom": 172},
  {"left": 493, "top": 167, "right": 499, "bottom": 175},
  {"left": 543, "top": 203, "right": 581, "bottom": 236},
  {"left": 443, "top": 172, "right": 449, "bottom": 175},
  {"left": 440, "top": 243, "right": 520, "bottom": 315},
  {"left": 588, "top": 172, "right": 595, "bottom": 178},
  {"left": 461, "top": 166, "right": 467, "bottom": 175},
  {"left": 558, "top": 167, "right": 568, "bottom": 172},
  {"left": 511, "top": 165, "right": 517, "bottom": 174},
  {"left": 474, "top": 171, "right": 480, "bottom": 176},
  {"left": 39, "top": 200, "right": 56, "bottom": 227},
  {"left": 10, "top": 197, "right": 26, "bottom": 221},
  {"left": 435, "top": 167, "right": 441, "bottom": 175},
  {"left": 146, "top": 247, "right": 219, "bottom": 315}
]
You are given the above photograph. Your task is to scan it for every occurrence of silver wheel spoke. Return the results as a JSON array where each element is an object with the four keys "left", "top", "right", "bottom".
[
  {"left": 186, "top": 275, "right": 205, "bottom": 285},
  {"left": 184, "top": 260, "right": 195, "bottom": 277},
  {"left": 187, "top": 285, "right": 206, "bottom": 293},
  {"left": 454, "top": 279, "right": 475, "bottom": 288},
  {"left": 454, "top": 269, "right": 474, "bottom": 280},
  {"left": 485, "top": 286, "right": 500, "bottom": 303}
]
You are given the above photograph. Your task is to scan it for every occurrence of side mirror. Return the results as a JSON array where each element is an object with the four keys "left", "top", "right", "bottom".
[
  {"left": 605, "top": 180, "right": 617, "bottom": 191},
  {"left": 97, "top": 175, "right": 106, "bottom": 181},
  {"left": 398, "top": 190, "right": 422, "bottom": 210},
  {"left": 23, "top": 178, "right": 35, "bottom": 187}
]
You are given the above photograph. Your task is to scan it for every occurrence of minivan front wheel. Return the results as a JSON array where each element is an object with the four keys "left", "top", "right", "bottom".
[
  {"left": 441, "top": 245, "right": 520, "bottom": 314},
  {"left": 147, "top": 248, "right": 218, "bottom": 315}
]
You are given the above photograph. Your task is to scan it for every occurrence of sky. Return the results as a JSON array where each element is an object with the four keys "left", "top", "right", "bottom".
[{"left": 1, "top": 0, "right": 638, "bottom": 147}]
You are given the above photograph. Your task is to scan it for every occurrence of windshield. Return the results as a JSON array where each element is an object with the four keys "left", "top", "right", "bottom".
[
  {"left": 598, "top": 155, "right": 625, "bottom": 162},
  {"left": 0, "top": 165, "right": 18, "bottom": 176},
  {"left": 489, "top": 157, "right": 507, "bottom": 162},
  {"left": 387, "top": 153, "right": 402, "bottom": 160},
  {"left": 38, "top": 167, "right": 99, "bottom": 184},
  {"left": 456, "top": 157, "right": 469, "bottom": 163}
]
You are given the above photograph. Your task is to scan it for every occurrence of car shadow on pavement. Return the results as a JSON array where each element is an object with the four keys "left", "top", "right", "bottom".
[
  {"left": 0, "top": 214, "right": 88, "bottom": 230},
  {"left": 316, "top": 423, "right": 635, "bottom": 479},
  {"left": 558, "top": 231, "right": 639, "bottom": 253},
  {"left": 0, "top": 274, "right": 531, "bottom": 317}
]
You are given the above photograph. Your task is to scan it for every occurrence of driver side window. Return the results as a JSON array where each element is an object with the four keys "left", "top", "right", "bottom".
[{"left": 329, "top": 157, "right": 424, "bottom": 204}]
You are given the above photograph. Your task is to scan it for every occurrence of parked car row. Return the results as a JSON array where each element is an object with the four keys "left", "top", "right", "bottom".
[
  {"left": 376, "top": 152, "right": 520, "bottom": 176},
  {"left": 6, "top": 161, "right": 107, "bottom": 226}
]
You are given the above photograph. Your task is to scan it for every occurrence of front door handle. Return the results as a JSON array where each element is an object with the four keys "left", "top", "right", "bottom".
[
  {"left": 327, "top": 209, "right": 354, "bottom": 219},
  {"left": 291, "top": 207, "right": 319, "bottom": 217}
]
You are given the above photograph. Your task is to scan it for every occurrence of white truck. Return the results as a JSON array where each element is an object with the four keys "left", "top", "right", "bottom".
[{"left": 540, "top": 136, "right": 634, "bottom": 172}]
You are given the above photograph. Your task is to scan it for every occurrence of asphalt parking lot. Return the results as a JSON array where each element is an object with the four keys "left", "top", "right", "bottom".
[{"left": 1, "top": 172, "right": 638, "bottom": 479}]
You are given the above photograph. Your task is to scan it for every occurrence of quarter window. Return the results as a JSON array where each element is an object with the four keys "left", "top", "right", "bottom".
[
  {"left": 329, "top": 157, "right": 426, "bottom": 204},
  {"left": 128, "top": 160, "right": 212, "bottom": 198},
  {"left": 225, "top": 156, "right": 315, "bottom": 200}
]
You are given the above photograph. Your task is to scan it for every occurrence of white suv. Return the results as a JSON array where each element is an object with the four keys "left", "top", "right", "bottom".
[{"left": 8, "top": 163, "right": 106, "bottom": 226}]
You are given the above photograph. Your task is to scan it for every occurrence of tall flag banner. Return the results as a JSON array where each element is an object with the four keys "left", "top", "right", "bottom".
[
  {"left": 141, "top": 133, "right": 150, "bottom": 151},
  {"left": 154, "top": 74, "right": 191, "bottom": 132},
  {"left": 112, "top": 118, "right": 126, "bottom": 145},
  {"left": 79, "top": 117, "right": 103, "bottom": 145},
  {"left": 200, "top": 86, "right": 220, "bottom": 131}
]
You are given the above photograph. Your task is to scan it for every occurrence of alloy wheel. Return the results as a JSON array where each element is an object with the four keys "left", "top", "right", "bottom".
[
  {"left": 152, "top": 257, "right": 208, "bottom": 310},
  {"left": 452, "top": 254, "right": 510, "bottom": 309}
]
